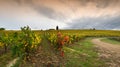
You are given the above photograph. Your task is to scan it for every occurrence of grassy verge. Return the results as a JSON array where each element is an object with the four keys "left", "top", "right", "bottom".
[
  {"left": 64, "top": 38, "right": 105, "bottom": 67},
  {"left": 0, "top": 52, "right": 15, "bottom": 67},
  {"left": 101, "top": 38, "right": 120, "bottom": 45}
]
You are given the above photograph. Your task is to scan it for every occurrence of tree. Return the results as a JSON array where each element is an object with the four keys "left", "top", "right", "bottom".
[
  {"left": 56, "top": 26, "right": 59, "bottom": 30},
  {"left": 93, "top": 28, "right": 96, "bottom": 30},
  {"left": 0, "top": 28, "right": 5, "bottom": 31}
]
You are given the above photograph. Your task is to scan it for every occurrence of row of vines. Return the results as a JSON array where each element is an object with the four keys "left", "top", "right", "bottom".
[
  {"left": 44, "top": 30, "right": 120, "bottom": 57},
  {"left": 0, "top": 26, "right": 120, "bottom": 66},
  {"left": 44, "top": 31, "right": 85, "bottom": 57},
  {"left": 0, "top": 26, "right": 41, "bottom": 61}
]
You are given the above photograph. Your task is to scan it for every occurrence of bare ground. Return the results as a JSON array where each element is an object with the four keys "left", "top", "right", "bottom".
[
  {"left": 19, "top": 36, "right": 66, "bottom": 67},
  {"left": 6, "top": 58, "right": 19, "bottom": 67},
  {"left": 92, "top": 38, "right": 120, "bottom": 67}
]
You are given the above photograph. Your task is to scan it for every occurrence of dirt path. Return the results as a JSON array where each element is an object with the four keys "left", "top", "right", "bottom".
[
  {"left": 92, "top": 38, "right": 120, "bottom": 67},
  {"left": 6, "top": 58, "right": 19, "bottom": 67}
]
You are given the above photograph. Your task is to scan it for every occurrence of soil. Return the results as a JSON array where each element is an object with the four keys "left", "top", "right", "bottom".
[
  {"left": 19, "top": 36, "right": 66, "bottom": 67},
  {"left": 6, "top": 58, "right": 19, "bottom": 67},
  {"left": 92, "top": 38, "right": 120, "bottom": 67}
]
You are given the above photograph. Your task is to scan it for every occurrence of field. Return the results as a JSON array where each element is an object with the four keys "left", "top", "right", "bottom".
[{"left": 0, "top": 26, "right": 120, "bottom": 67}]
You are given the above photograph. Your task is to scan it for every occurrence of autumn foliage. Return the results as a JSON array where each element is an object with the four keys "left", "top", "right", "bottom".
[{"left": 56, "top": 32, "right": 69, "bottom": 57}]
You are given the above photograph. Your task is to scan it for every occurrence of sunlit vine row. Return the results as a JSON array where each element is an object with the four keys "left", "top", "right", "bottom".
[
  {"left": 45, "top": 31, "right": 86, "bottom": 57},
  {"left": 0, "top": 26, "right": 41, "bottom": 61}
]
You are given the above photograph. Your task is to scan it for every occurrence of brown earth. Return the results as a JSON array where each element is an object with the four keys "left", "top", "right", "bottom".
[
  {"left": 19, "top": 36, "right": 66, "bottom": 67},
  {"left": 92, "top": 38, "right": 120, "bottom": 67}
]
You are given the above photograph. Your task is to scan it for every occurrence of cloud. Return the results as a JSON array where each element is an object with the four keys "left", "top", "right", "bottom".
[
  {"left": 13, "top": 0, "right": 33, "bottom": 5},
  {"left": 95, "top": 0, "right": 120, "bottom": 8},
  {"left": 66, "top": 15, "right": 120, "bottom": 30},
  {"left": 32, "top": 5, "right": 67, "bottom": 22},
  {"left": 9, "top": 0, "right": 120, "bottom": 21},
  {"left": 11, "top": 0, "right": 67, "bottom": 22},
  {"left": 0, "top": 0, "right": 120, "bottom": 30},
  {"left": 95, "top": 0, "right": 110, "bottom": 8}
]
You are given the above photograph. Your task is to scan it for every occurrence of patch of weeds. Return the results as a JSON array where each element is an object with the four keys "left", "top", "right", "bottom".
[
  {"left": 101, "top": 38, "right": 120, "bottom": 45},
  {"left": 0, "top": 52, "right": 15, "bottom": 67},
  {"left": 64, "top": 38, "right": 106, "bottom": 67}
]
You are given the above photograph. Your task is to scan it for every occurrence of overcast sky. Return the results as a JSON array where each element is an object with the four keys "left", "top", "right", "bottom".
[{"left": 0, "top": 0, "right": 120, "bottom": 30}]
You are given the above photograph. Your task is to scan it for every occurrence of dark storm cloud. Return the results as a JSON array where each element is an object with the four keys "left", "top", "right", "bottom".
[
  {"left": 32, "top": 5, "right": 67, "bottom": 21},
  {"left": 11, "top": 0, "right": 120, "bottom": 21},
  {"left": 95, "top": 0, "right": 110, "bottom": 8},
  {"left": 95, "top": 0, "right": 120, "bottom": 8},
  {"left": 77, "top": 0, "right": 119, "bottom": 8},
  {"left": 13, "top": 0, "right": 33, "bottom": 5},
  {"left": 34, "top": 5, "right": 56, "bottom": 19},
  {"left": 78, "top": 0, "right": 90, "bottom": 6},
  {"left": 81, "top": 0, "right": 118, "bottom": 8},
  {"left": 67, "top": 15, "right": 120, "bottom": 30},
  {"left": 1, "top": 0, "right": 120, "bottom": 30},
  {"left": 13, "top": 0, "right": 67, "bottom": 21},
  {"left": 13, "top": 0, "right": 21, "bottom": 5}
]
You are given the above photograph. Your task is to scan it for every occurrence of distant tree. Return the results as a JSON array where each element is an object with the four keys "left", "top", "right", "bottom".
[
  {"left": 49, "top": 29, "right": 55, "bottom": 30},
  {"left": 93, "top": 28, "right": 96, "bottom": 30},
  {"left": 56, "top": 26, "right": 59, "bottom": 30},
  {"left": 0, "top": 28, "right": 5, "bottom": 31}
]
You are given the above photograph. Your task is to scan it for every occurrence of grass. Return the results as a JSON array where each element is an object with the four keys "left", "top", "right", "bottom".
[
  {"left": 64, "top": 38, "right": 106, "bottom": 67},
  {"left": 0, "top": 52, "right": 15, "bottom": 67},
  {"left": 101, "top": 38, "right": 120, "bottom": 45}
]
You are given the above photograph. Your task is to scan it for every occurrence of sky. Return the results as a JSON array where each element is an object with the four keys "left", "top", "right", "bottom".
[{"left": 0, "top": 0, "right": 120, "bottom": 30}]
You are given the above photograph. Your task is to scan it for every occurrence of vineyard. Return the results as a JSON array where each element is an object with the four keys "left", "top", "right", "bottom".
[{"left": 0, "top": 26, "right": 120, "bottom": 67}]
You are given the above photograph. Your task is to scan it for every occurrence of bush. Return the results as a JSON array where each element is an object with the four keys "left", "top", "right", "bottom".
[{"left": 0, "top": 28, "right": 5, "bottom": 31}]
